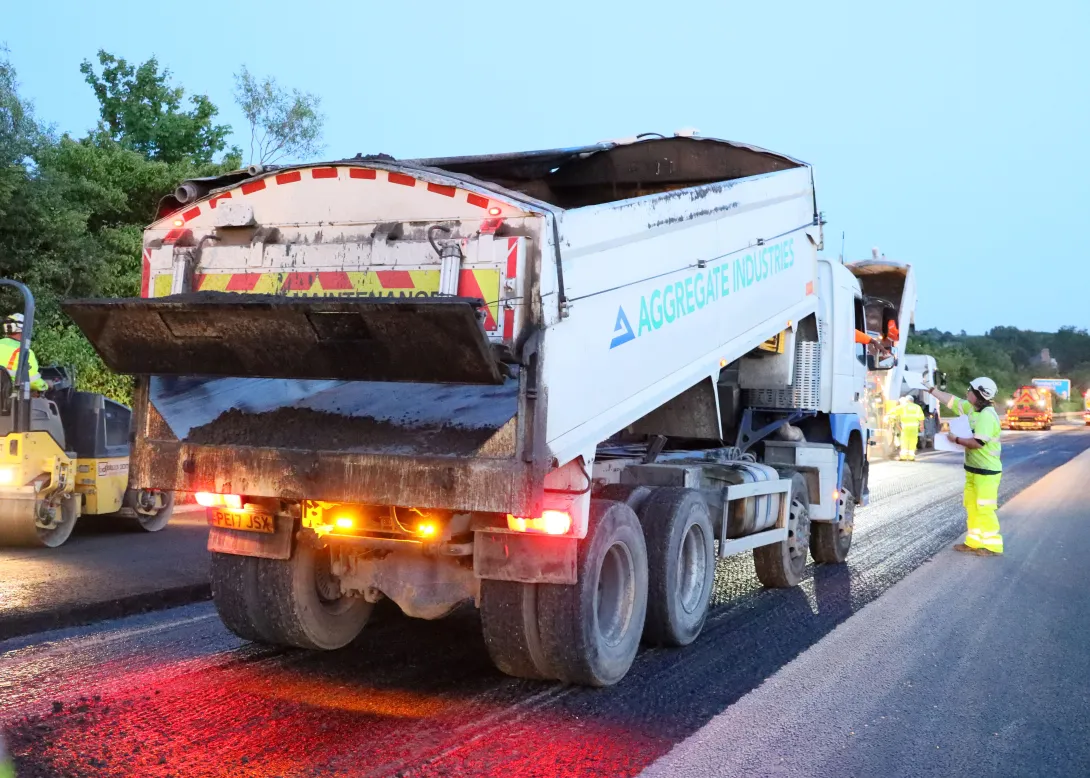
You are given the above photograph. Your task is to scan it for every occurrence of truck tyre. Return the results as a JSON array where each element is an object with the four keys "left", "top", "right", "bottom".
[
  {"left": 753, "top": 474, "right": 811, "bottom": 588},
  {"left": 637, "top": 488, "right": 715, "bottom": 647},
  {"left": 594, "top": 483, "right": 653, "bottom": 515},
  {"left": 811, "top": 486, "right": 855, "bottom": 564},
  {"left": 210, "top": 551, "right": 269, "bottom": 643},
  {"left": 251, "top": 542, "right": 373, "bottom": 650},
  {"left": 480, "top": 579, "right": 547, "bottom": 680},
  {"left": 534, "top": 500, "right": 648, "bottom": 686}
]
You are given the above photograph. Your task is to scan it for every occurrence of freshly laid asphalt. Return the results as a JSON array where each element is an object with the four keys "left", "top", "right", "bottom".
[
  {"left": 643, "top": 447, "right": 1090, "bottom": 778},
  {"left": 1, "top": 424, "right": 1088, "bottom": 777},
  {"left": 0, "top": 507, "right": 207, "bottom": 640}
]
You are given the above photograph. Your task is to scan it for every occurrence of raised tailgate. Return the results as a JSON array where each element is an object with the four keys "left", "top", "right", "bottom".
[{"left": 63, "top": 293, "right": 504, "bottom": 384}]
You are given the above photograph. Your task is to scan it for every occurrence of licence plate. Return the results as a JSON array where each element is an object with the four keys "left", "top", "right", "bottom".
[{"left": 209, "top": 509, "right": 274, "bottom": 534}]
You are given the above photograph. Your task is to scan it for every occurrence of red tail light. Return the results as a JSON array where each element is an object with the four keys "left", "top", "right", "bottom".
[
  {"left": 196, "top": 492, "right": 242, "bottom": 510},
  {"left": 507, "top": 510, "right": 572, "bottom": 535}
]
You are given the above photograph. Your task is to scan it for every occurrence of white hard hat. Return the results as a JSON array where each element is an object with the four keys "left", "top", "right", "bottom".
[
  {"left": 899, "top": 395, "right": 912, "bottom": 405},
  {"left": 3, "top": 313, "right": 22, "bottom": 335},
  {"left": 969, "top": 376, "right": 998, "bottom": 401}
]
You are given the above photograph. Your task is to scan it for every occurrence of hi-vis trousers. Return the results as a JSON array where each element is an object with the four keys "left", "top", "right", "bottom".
[
  {"left": 964, "top": 471, "right": 1003, "bottom": 553},
  {"left": 899, "top": 423, "right": 919, "bottom": 460}
]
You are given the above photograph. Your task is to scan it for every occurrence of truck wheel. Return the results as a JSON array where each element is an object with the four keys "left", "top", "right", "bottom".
[
  {"left": 250, "top": 542, "right": 373, "bottom": 650},
  {"left": 210, "top": 551, "right": 269, "bottom": 643},
  {"left": 811, "top": 486, "right": 855, "bottom": 564},
  {"left": 534, "top": 500, "right": 648, "bottom": 686},
  {"left": 753, "top": 474, "right": 811, "bottom": 588},
  {"left": 637, "top": 488, "right": 715, "bottom": 647},
  {"left": 480, "top": 579, "right": 547, "bottom": 680},
  {"left": 122, "top": 490, "right": 174, "bottom": 532},
  {"left": 594, "top": 483, "right": 653, "bottom": 515}
]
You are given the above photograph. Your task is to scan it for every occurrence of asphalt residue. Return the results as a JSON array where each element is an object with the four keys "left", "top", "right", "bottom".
[{"left": 186, "top": 406, "right": 496, "bottom": 455}]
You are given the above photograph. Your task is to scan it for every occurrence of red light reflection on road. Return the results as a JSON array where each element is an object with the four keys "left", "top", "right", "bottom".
[{"left": 6, "top": 652, "right": 676, "bottom": 778}]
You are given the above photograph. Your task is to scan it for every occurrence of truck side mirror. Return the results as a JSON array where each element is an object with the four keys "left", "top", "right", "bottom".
[
  {"left": 935, "top": 370, "right": 948, "bottom": 390},
  {"left": 867, "top": 353, "right": 897, "bottom": 371}
]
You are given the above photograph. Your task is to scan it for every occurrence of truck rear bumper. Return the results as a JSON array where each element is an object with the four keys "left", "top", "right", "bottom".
[{"left": 132, "top": 440, "right": 540, "bottom": 516}]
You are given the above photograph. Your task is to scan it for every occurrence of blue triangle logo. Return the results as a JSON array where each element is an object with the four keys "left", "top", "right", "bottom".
[{"left": 609, "top": 306, "right": 636, "bottom": 349}]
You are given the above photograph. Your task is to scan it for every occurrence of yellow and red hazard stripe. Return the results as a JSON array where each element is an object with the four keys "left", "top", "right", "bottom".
[
  {"left": 143, "top": 165, "right": 517, "bottom": 335},
  {"left": 152, "top": 268, "right": 503, "bottom": 332}
]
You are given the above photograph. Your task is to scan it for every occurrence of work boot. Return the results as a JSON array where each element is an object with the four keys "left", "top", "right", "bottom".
[
  {"left": 953, "top": 543, "right": 974, "bottom": 553},
  {"left": 972, "top": 548, "right": 1001, "bottom": 557}
]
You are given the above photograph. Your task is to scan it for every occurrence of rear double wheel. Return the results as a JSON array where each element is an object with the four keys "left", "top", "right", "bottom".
[
  {"left": 637, "top": 488, "right": 715, "bottom": 647},
  {"left": 481, "top": 499, "right": 649, "bottom": 686},
  {"left": 211, "top": 539, "right": 373, "bottom": 650}
]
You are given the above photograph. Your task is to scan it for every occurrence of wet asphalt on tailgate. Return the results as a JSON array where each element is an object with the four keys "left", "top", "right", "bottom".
[{"left": 3, "top": 424, "right": 1089, "bottom": 778}]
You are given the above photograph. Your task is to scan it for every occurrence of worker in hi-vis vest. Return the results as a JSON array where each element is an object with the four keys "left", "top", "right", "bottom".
[
  {"left": 0, "top": 313, "right": 48, "bottom": 392},
  {"left": 925, "top": 376, "right": 1004, "bottom": 556},
  {"left": 891, "top": 394, "right": 925, "bottom": 461}
]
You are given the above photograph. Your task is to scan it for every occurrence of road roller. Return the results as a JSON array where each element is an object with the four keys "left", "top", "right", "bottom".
[{"left": 0, "top": 280, "right": 173, "bottom": 547}]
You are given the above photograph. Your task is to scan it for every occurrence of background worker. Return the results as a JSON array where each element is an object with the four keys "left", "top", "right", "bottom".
[
  {"left": 891, "top": 394, "right": 925, "bottom": 460},
  {"left": 925, "top": 376, "right": 1004, "bottom": 556},
  {"left": 0, "top": 313, "right": 48, "bottom": 393}
]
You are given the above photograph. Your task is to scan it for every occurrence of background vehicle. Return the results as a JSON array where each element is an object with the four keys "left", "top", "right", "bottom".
[
  {"left": 848, "top": 253, "right": 917, "bottom": 458},
  {"left": 0, "top": 280, "right": 173, "bottom": 547},
  {"left": 902, "top": 354, "right": 946, "bottom": 448},
  {"left": 68, "top": 134, "right": 885, "bottom": 686},
  {"left": 1004, "top": 385, "right": 1053, "bottom": 431}
]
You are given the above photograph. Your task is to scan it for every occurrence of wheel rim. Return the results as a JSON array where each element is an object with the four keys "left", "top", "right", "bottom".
[
  {"left": 786, "top": 499, "right": 809, "bottom": 561},
  {"left": 312, "top": 547, "right": 354, "bottom": 615},
  {"left": 596, "top": 541, "right": 637, "bottom": 648},
  {"left": 675, "top": 522, "right": 708, "bottom": 614},
  {"left": 838, "top": 490, "right": 855, "bottom": 544}
]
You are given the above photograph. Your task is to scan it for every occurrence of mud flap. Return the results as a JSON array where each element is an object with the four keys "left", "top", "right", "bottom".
[
  {"left": 474, "top": 530, "right": 578, "bottom": 585},
  {"left": 62, "top": 294, "right": 504, "bottom": 384}
]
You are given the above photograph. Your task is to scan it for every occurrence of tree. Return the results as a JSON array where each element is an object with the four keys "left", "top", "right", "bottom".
[
  {"left": 234, "top": 66, "right": 323, "bottom": 165},
  {"left": 0, "top": 50, "right": 244, "bottom": 403},
  {"left": 80, "top": 50, "right": 234, "bottom": 165}
]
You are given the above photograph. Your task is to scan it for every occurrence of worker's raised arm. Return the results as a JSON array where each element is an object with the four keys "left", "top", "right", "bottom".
[{"left": 928, "top": 386, "right": 973, "bottom": 415}]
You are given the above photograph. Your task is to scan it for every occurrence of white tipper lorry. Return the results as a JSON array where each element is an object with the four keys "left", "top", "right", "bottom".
[
  {"left": 901, "top": 354, "right": 945, "bottom": 448},
  {"left": 847, "top": 252, "right": 918, "bottom": 458},
  {"left": 65, "top": 134, "right": 889, "bottom": 686}
]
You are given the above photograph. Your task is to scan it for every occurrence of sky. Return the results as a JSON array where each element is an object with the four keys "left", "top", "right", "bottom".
[{"left": 4, "top": 0, "right": 1088, "bottom": 334}]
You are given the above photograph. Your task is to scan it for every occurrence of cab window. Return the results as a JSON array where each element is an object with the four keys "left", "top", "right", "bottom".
[
  {"left": 854, "top": 296, "right": 867, "bottom": 364},
  {"left": 104, "top": 401, "right": 131, "bottom": 448}
]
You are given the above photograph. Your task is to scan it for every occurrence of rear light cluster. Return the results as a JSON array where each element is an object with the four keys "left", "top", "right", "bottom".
[
  {"left": 507, "top": 510, "right": 572, "bottom": 535},
  {"left": 196, "top": 492, "right": 242, "bottom": 509}
]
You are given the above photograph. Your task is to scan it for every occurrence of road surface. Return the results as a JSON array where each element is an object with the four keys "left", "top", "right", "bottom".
[
  {"left": 1, "top": 424, "right": 1088, "bottom": 777},
  {"left": 0, "top": 508, "right": 207, "bottom": 640},
  {"left": 645, "top": 445, "right": 1090, "bottom": 778}
]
